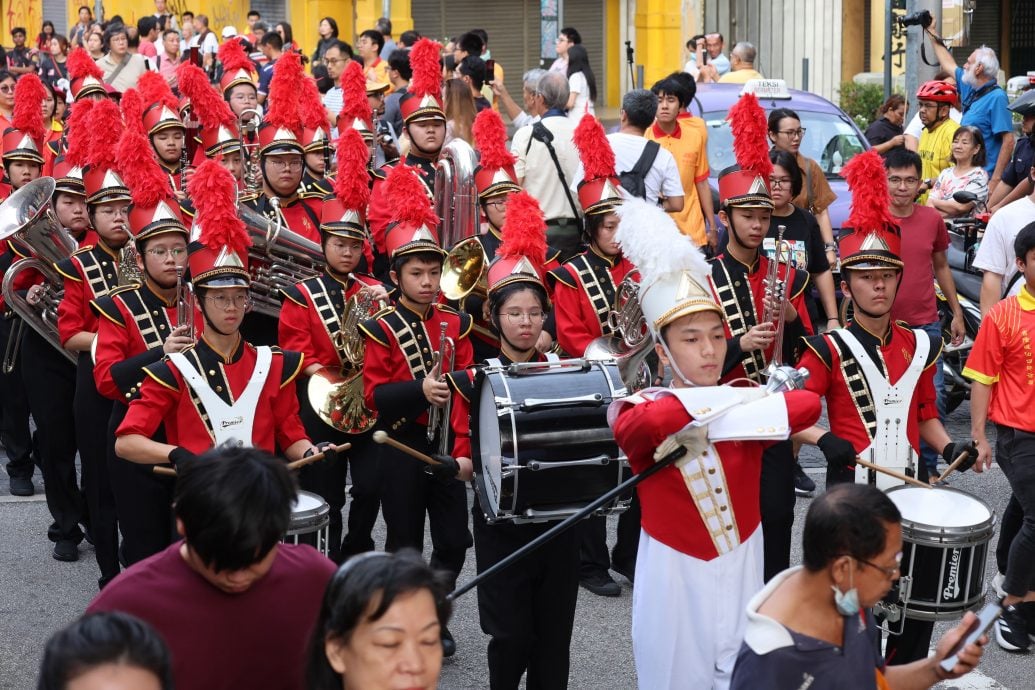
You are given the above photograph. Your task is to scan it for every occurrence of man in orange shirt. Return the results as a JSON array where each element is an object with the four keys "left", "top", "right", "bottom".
[{"left": 647, "top": 73, "right": 715, "bottom": 251}]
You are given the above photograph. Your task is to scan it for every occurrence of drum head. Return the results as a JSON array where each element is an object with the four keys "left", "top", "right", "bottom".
[
  {"left": 292, "top": 490, "right": 328, "bottom": 517},
  {"left": 887, "top": 486, "right": 991, "bottom": 528},
  {"left": 475, "top": 370, "right": 504, "bottom": 518}
]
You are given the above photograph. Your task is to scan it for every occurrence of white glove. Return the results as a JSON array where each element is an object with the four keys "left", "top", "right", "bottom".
[{"left": 654, "top": 424, "right": 710, "bottom": 468}]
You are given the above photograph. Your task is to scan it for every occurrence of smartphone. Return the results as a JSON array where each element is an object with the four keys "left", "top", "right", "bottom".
[
  {"left": 485, "top": 59, "right": 496, "bottom": 83},
  {"left": 938, "top": 600, "right": 1001, "bottom": 673}
]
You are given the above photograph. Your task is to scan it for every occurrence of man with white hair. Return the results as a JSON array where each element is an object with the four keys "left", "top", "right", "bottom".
[
  {"left": 927, "top": 20, "right": 1014, "bottom": 191},
  {"left": 718, "top": 42, "right": 764, "bottom": 83}
]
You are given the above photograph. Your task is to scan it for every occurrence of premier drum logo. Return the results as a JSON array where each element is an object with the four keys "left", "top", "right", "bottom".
[{"left": 943, "top": 548, "right": 962, "bottom": 600}]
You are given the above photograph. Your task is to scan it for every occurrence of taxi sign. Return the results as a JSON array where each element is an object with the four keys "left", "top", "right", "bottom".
[{"left": 741, "top": 79, "right": 791, "bottom": 99}]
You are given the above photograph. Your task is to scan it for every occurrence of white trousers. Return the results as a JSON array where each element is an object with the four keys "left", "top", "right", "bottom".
[{"left": 631, "top": 528, "right": 764, "bottom": 690}]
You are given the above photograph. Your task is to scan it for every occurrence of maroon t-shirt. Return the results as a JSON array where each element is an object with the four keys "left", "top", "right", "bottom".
[
  {"left": 87, "top": 541, "right": 336, "bottom": 690},
  {"left": 890, "top": 205, "right": 948, "bottom": 326}
]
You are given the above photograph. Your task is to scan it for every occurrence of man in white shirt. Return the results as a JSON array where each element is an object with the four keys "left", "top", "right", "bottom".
[
  {"left": 572, "top": 89, "right": 685, "bottom": 212},
  {"left": 320, "top": 40, "right": 351, "bottom": 124},
  {"left": 189, "top": 14, "right": 219, "bottom": 73},
  {"left": 492, "top": 68, "right": 544, "bottom": 129},
  {"left": 973, "top": 179, "right": 1035, "bottom": 314}
]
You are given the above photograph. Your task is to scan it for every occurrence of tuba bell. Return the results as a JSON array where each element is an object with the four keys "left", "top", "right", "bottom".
[
  {"left": 434, "top": 139, "right": 488, "bottom": 301},
  {"left": 0, "top": 177, "right": 78, "bottom": 368},
  {"left": 584, "top": 275, "right": 655, "bottom": 391}
]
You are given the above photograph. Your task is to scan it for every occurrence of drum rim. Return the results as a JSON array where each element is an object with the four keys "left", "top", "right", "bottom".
[{"left": 885, "top": 485, "right": 995, "bottom": 534}]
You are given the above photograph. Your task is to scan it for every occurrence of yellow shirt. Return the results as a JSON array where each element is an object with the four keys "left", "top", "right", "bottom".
[
  {"left": 917, "top": 118, "right": 959, "bottom": 203},
  {"left": 718, "top": 68, "right": 764, "bottom": 84},
  {"left": 646, "top": 117, "right": 711, "bottom": 245}
]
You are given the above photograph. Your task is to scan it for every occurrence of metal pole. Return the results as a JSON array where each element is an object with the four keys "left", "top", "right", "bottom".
[
  {"left": 905, "top": 0, "right": 943, "bottom": 121},
  {"left": 884, "top": 0, "right": 893, "bottom": 101},
  {"left": 382, "top": 0, "right": 391, "bottom": 20},
  {"left": 802, "top": 58, "right": 810, "bottom": 93}
]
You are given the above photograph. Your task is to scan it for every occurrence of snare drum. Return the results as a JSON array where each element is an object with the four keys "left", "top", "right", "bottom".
[
  {"left": 886, "top": 485, "right": 995, "bottom": 621},
  {"left": 284, "top": 490, "right": 331, "bottom": 556},
  {"left": 471, "top": 358, "right": 629, "bottom": 524}
]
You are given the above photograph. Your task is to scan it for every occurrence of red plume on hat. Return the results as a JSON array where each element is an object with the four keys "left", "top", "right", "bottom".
[
  {"left": 498, "top": 192, "right": 547, "bottom": 266},
  {"left": 86, "top": 99, "right": 123, "bottom": 172},
  {"left": 264, "top": 50, "right": 304, "bottom": 134},
  {"left": 387, "top": 164, "right": 439, "bottom": 231},
  {"left": 218, "top": 38, "right": 255, "bottom": 76},
  {"left": 11, "top": 74, "right": 47, "bottom": 143},
  {"left": 138, "top": 70, "right": 179, "bottom": 112},
  {"left": 67, "top": 47, "right": 103, "bottom": 81},
  {"left": 188, "top": 158, "right": 251, "bottom": 257},
  {"left": 64, "top": 100, "right": 94, "bottom": 168},
  {"left": 177, "top": 62, "right": 236, "bottom": 131},
  {"left": 574, "top": 113, "right": 616, "bottom": 182},
  {"left": 333, "top": 128, "right": 371, "bottom": 212},
  {"left": 843, "top": 149, "right": 896, "bottom": 232},
  {"left": 473, "top": 109, "right": 515, "bottom": 170},
  {"left": 408, "top": 38, "right": 443, "bottom": 101},
  {"left": 116, "top": 89, "right": 170, "bottom": 209},
  {"left": 298, "top": 73, "right": 326, "bottom": 131},
  {"left": 727, "top": 93, "right": 772, "bottom": 180},
  {"left": 335, "top": 60, "right": 373, "bottom": 136}
]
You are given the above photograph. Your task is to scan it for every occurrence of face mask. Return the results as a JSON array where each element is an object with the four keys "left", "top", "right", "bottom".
[{"left": 831, "top": 562, "right": 860, "bottom": 616}]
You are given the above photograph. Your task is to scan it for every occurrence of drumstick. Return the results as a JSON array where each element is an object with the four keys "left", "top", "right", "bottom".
[
  {"left": 151, "top": 443, "right": 352, "bottom": 477},
  {"left": 936, "top": 448, "right": 973, "bottom": 484},
  {"left": 854, "top": 457, "right": 932, "bottom": 489},
  {"left": 372, "top": 430, "right": 442, "bottom": 465}
]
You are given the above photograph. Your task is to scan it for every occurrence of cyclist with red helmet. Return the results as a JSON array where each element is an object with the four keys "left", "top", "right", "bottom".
[{"left": 917, "top": 79, "right": 960, "bottom": 203}]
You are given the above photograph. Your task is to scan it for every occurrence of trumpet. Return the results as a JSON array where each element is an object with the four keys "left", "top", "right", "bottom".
[
  {"left": 238, "top": 107, "right": 263, "bottom": 192},
  {"left": 426, "top": 322, "right": 455, "bottom": 454},
  {"left": 175, "top": 265, "right": 195, "bottom": 339},
  {"left": 762, "top": 224, "right": 792, "bottom": 378}
]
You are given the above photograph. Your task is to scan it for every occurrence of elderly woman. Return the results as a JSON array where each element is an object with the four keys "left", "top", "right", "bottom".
[{"left": 926, "top": 125, "right": 989, "bottom": 219}]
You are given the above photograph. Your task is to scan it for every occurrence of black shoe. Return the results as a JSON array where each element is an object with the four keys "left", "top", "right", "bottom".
[
  {"left": 53, "top": 540, "right": 79, "bottom": 562},
  {"left": 793, "top": 463, "right": 816, "bottom": 496},
  {"left": 995, "top": 604, "right": 1032, "bottom": 652},
  {"left": 441, "top": 626, "right": 456, "bottom": 658},
  {"left": 613, "top": 561, "right": 636, "bottom": 584},
  {"left": 580, "top": 572, "right": 621, "bottom": 597},
  {"left": 9, "top": 476, "right": 33, "bottom": 496},
  {"left": 1019, "top": 602, "right": 1035, "bottom": 637}
]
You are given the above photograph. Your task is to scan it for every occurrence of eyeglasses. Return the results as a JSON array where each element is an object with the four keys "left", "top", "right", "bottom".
[
  {"left": 0, "top": 84, "right": 14, "bottom": 94},
  {"left": 769, "top": 177, "right": 793, "bottom": 189},
  {"left": 856, "top": 551, "right": 903, "bottom": 580},
  {"left": 325, "top": 57, "right": 345, "bottom": 65},
  {"left": 205, "top": 294, "right": 251, "bottom": 310},
  {"left": 145, "top": 247, "right": 188, "bottom": 259},
  {"left": 887, "top": 176, "right": 920, "bottom": 187},
  {"left": 485, "top": 199, "right": 508, "bottom": 210},
  {"left": 777, "top": 128, "right": 806, "bottom": 139},
  {"left": 502, "top": 310, "right": 546, "bottom": 324},
  {"left": 266, "top": 158, "right": 303, "bottom": 171},
  {"left": 96, "top": 206, "right": 130, "bottom": 217}
]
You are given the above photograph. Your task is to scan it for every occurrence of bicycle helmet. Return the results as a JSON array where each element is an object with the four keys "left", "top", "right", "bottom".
[
  {"left": 1008, "top": 88, "right": 1035, "bottom": 116},
  {"left": 916, "top": 80, "right": 958, "bottom": 103}
]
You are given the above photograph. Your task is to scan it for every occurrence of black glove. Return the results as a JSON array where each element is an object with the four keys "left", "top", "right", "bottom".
[
  {"left": 306, "top": 442, "right": 341, "bottom": 465},
  {"left": 817, "top": 432, "right": 857, "bottom": 485},
  {"left": 427, "top": 454, "right": 460, "bottom": 481},
  {"left": 943, "top": 441, "right": 978, "bottom": 473},
  {"left": 168, "top": 446, "right": 197, "bottom": 468}
]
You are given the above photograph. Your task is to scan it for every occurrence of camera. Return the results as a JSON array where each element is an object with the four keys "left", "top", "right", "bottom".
[
  {"left": 898, "top": 9, "right": 933, "bottom": 28},
  {"left": 375, "top": 119, "right": 393, "bottom": 145}
]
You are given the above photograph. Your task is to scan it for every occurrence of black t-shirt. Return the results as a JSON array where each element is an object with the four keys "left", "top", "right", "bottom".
[
  {"left": 864, "top": 116, "right": 903, "bottom": 147},
  {"left": 474, "top": 96, "right": 492, "bottom": 112},
  {"left": 1001, "top": 136, "right": 1035, "bottom": 188},
  {"left": 720, "top": 206, "right": 829, "bottom": 274}
]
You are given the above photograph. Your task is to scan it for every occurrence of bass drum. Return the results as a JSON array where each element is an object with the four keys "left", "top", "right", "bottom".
[{"left": 472, "top": 358, "right": 630, "bottom": 524}]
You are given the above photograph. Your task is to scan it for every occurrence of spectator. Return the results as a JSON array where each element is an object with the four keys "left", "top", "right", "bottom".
[
  {"left": 85, "top": 27, "right": 104, "bottom": 60},
  {"left": 452, "top": 31, "right": 483, "bottom": 63},
  {"left": 730, "top": 484, "right": 986, "bottom": 688},
  {"left": 38, "top": 612, "right": 173, "bottom": 690},
  {"left": 41, "top": 80, "right": 63, "bottom": 148},
  {"left": 7, "top": 27, "right": 38, "bottom": 77},
  {"left": 376, "top": 17, "right": 397, "bottom": 60},
  {"left": 257, "top": 32, "right": 284, "bottom": 105},
  {"left": 382, "top": 48, "right": 411, "bottom": 137},
  {"left": 153, "top": 0, "right": 179, "bottom": 33},
  {"left": 276, "top": 22, "right": 299, "bottom": 53},
  {"left": 905, "top": 71, "right": 962, "bottom": 152},
  {"left": 249, "top": 22, "right": 270, "bottom": 66},
  {"left": 36, "top": 21, "right": 55, "bottom": 53},
  {"left": 443, "top": 77, "right": 476, "bottom": 145},
  {"left": 38, "top": 34, "right": 69, "bottom": 90},
  {"left": 190, "top": 15, "right": 220, "bottom": 73},
  {"left": 96, "top": 24, "right": 151, "bottom": 93},
  {"left": 458, "top": 55, "right": 490, "bottom": 112},
  {"left": 574, "top": 89, "right": 684, "bottom": 211},
  {"left": 565, "top": 44, "right": 596, "bottom": 122},
  {"left": 492, "top": 67, "right": 544, "bottom": 129},
  {"left": 990, "top": 91, "right": 1035, "bottom": 212},
  {"left": 311, "top": 17, "right": 338, "bottom": 67},
  {"left": 69, "top": 6, "right": 96, "bottom": 48},
  {"left": 399, "top": 30, "right": 420, "bottom": 48},
  {"left": 86, "top": 445, "right": 337, "bottom": 690},
  {"left": 767, "top": 108, "right": 838, "bottom": 267},
  {"left": 973, "top": 170, "right": 1035, "bottom": 313},
  {"left": 512, "top": 71, "right": 582, "bottom": 258},
  {"left": 927, "top": 20, "right": 1014, "bottom": 187},
  {"left": 179, "top": 12, "right": 195, "bottom": 54},
  {"left": 865, "top": 94, "right": 907, "bottom": 156},
  {"left": 320, "top": 40, "right": 353, "bottom": 123},
  {"left": 927, "top": 125, "right": 989, "bottom": 219},
  {"left": 704, "top": 32, "right": 731, "bottom": 76},
  {"left": 245, "top": 10, "right": 261, "bottom": 43},
  {"left": 550, "top": 26, "right": 581, "bottom": 75},
  {"left": 471, "top": 28, "right": 504, "bottom": 107},
  {"left": 0, "top": 71, "right": 12, "bottom": 129},
  {"left": 647, "top": 73, "right": 715, "bottom": 248},
  {"left": 718, "top": 42, "right": 764, "bottom": 83},
  {"left": 136, "top": 16, "right": 160, "bottom": 60},
  {"left": 683, "top": 34, "right": 706, "bottom": 79},
  {"left": 157, "top": 29, "right": 182, "bottom": 90},
  {"left": 916, "top": 80, "right": 960, "bottom": 203},
  {"left": 357, "top": 29, "right": 387, "bottom": 85}
]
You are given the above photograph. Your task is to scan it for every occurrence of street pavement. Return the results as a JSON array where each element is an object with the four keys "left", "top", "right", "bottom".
[{"left": 0, "top": 399, "right": 1028, "bottom": 689}]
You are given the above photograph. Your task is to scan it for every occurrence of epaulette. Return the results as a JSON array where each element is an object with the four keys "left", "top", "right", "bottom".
[
  {"left": 788, "top": 268, "right": 811, "bottom": 300},
  {"left": 71, "top": 246, "right": 94, "bottom": 257},
  {"left": 278, "top": 348, "right": 305, "bottom": 388},
  {"left": 436, "top": 303, "right": 460, "bottom": 315},
  {"left": 358, "top": 316, "right": 390, "bottom": 347},
  {"left": 799, "top": 333, "right": 833, "bottom": 370},
  {"left": 546, "top": 264, "right": 576, "bottom": 289},
  {"left": 371, "top": 304, "right": 394, "bottom": 319},
  {"left": 370, "top": 165, "right": 390, "bottom": 181},
  {"left": 458, "top": 311, "right": 473, "bottom": 338},
  {"left": 91, "top": 294, "right": 126, "bottom": 326},
  {"left": 445, "top": 368, "right": 476, "bottom": 402},
  {"left": 299, "top": 189, "right": 324, "bottom": 200},
  {"left": 143, "top": 359, "right": 180, "bottom": 391},
  {"left": 545, "top": 245, "right": 563, "bottom": 263},
  {"left": 54, "top": 256, "right": 81, "bottom": 282},
  {"left": 281, "top": 284, "right": 306, "bottom": 307},
  {"left": 238, "top": 191, "right": 260, "bottom": 203}
]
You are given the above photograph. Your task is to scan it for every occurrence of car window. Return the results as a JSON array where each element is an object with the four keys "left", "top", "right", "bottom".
[{"left": 703, "top": 109, "right": 866, "bottom": 179}]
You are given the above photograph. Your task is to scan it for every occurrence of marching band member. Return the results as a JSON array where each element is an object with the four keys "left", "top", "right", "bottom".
[
  {"left": 449, "top": 190, "right": 581, "bottom": 689},
  {"left": 114, "top": 159, "right": 328, "bottom": 467},
  {"left": 92, "top": 87, "right": 195, "bottom": 566},
  {"left": 794, "top": 149, "right": 979, "bottom": 665},
  {"left": 710, "top": 93, "right": 812, "bottom": 581},
  {"left": 218, "top": 38, "right": 260, "bottom": 126},
  {"left": 334, "top": 60, "right": 379, "bottom": 178},
  {"left": 55, "top": 98, "right": 134, "bottom": 586},
  {"left": 359, "top": 162, "right": 474, "bottom": 656},
  {"left": 549, "top": 113, "right": 638, "bottom": 598},
  {"left": 176, "top": 61, "right": 245, "bottom": 187},
  {"left": 279, "top": 125, "right": 389, "bottom": 562},
  {"left": 299, "top": 71, "right": 332, "bottom": 197},
  {"left": 66, "top": 47, "right": 109, "bottom": 104},
  {"left": 137, "top": 72, "right": 188, "bottom": 200},
  {"left": 607, "top": 196, "right": 821, "bottom": 689},
  {"left": 368, "top": 39, "right": 446, "bottom": 276}
]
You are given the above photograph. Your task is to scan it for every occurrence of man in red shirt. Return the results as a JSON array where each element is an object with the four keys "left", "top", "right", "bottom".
[{"left": 87, "top": 445, "right": 336, "bottom": 690}]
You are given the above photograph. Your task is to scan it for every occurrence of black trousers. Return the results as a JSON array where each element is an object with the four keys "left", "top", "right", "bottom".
[
  {"left": 760, "top": 441, "right": 795, "bottom": 582},
  {"left": 20, "top": 328, "right": 83, "bottom": 542},
  {"left": 996, "top": 494, "right": 1023, "bottom": 575},
  {"left": 75, "top": 353, "right": 118, "bottom": 587},
  {"left": 994, "top": 424, "right": 1035, "bottom": 595},
  {"left": 0, "top": 316, "right": 34, "bottom": 481},
  {"left": 107, "top": 402, "right": 175, "bottom": 566},
  {"left": 474, "top": 508, "right": 579, "bottom": 690},
  {"left": 885, "top": 617, "right": 934, "bottom": 665},
  {"left": 377, "top": 423, "right": 471, "bottom": 589},
  {"left": 296, "top": 379, "right": 380, "bottom": 562},
  {"left": 578, "top": 494, "right": 640, "bottom": 579}
]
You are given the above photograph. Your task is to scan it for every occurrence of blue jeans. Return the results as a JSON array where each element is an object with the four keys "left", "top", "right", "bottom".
[{"left": 916, "top": 321, "right": 945, "bottom": 474}]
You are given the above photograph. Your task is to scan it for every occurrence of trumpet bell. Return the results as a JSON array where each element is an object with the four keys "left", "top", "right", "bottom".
[
  {"left": 306, "top": 366, "right": 378, "bottom": 435},
  {"left": 0, "top": 177, "right": 56, "bottom": 243},
  {"left": 441, "top": 237, "right": 488, "bottom": 301}
]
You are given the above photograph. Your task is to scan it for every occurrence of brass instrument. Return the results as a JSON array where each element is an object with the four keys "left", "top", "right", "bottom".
[
  {"left": 434, "top": 139, "right": 488, "bottom": 301},
  {"left": 175, "top": 265, "right": 195, "bottom": 339},
  {"left": 584, "top": 275, "right": 655, "bottom": 391},
  {"left": 761, "top": 224, "right": 792, "bottom": 379},
  {"left": 238, "top": 107, "right": 263, "bottom": 192},
  {"left": 0, "top": 178, "right": 78, "bottom": 370},
  {"left": 426, "top": 322, "right": 455, "bottom": 454},
  {"left": 237, "top": 201, "right": 324, "bottom": 317},
  {"left": 118, "top": 244, "right": 143, "bottom": 287}
]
